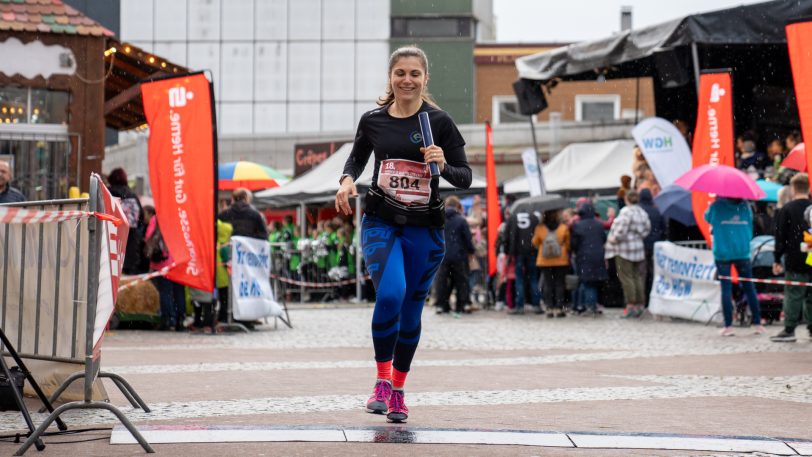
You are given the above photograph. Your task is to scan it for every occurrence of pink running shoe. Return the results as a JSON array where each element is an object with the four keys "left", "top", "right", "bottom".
[
  {"left": 365, "top": 380, "right": 392, "bottom": 414},
  {"left": 387, "top": 390, "right": 409, "bottom": 423}
]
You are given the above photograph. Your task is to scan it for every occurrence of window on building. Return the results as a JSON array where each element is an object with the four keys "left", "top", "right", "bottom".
[
  {"left": 0, "top": 86, "right": 69, "bottom": 125},
  {"left": 492, "top": 95, "right": 535, "bottom": 124},
  {"left": 30, "top": 88, "right": 70, "bottom": 124},
  {"left": 391, "top": 17, "right": 474, "bottom": 38},
  {"left": 574, "top": 94, "right": 620, "bottom": 122}
]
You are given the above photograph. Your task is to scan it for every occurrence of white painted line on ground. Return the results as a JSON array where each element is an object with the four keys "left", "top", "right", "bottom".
[
  {"left": 103, "top": 351, "right": 645, "bottom": 375},
  {"left": 343, "top": 429, "right": 572, "bottom": 447},
  {"left": 569, "top": 433, "right": 796, "bottom": 455},
  {"left": 4, "top": 376, "right": 810, "bottom": 432},
  {"left": 101, "top": 344, "right": 812, "bottom": 376},
  {"left": 110, "top": 427, "right": 346, "bottom": 444},
  {"left": 788, "top": 441, "right": 812, "bottom": 456},
  {"left": 109, "top": 425, "right": 804, "bottom": 455}
]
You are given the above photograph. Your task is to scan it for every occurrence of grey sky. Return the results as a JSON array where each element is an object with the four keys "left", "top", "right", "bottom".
[{"left": 493, "top": 0, "right": 768, "bottom": 43}]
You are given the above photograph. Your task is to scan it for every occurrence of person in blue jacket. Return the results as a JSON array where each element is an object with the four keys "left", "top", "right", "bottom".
[{"left": 705, "top": 197, "right": 765, "bottom": 336}]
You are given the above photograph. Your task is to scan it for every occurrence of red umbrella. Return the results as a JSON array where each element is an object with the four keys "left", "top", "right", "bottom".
[
  {"left": 781, "top": 143, "right": 805, "bottom": 171},
  {"left": 674, "top": 164, "right": 766, "bottom": 200}
]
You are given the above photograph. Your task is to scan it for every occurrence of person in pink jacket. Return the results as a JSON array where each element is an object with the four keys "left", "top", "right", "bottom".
[{"left": 145, "top": 216, "right": 186, "bottom": 331}]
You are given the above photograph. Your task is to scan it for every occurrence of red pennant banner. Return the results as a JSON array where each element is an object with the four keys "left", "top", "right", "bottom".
[
  {"left": 485, "top": 122, "right": 501, "bottom": 276},
  {"left": 787, "top": 20, "right": 812, "bottom": 174},
  {"left": 691, "top": 72, "right": 734, "bottom": 245},
  {"left": 141, "top": 74, "right": 216, "bottom": 292}
]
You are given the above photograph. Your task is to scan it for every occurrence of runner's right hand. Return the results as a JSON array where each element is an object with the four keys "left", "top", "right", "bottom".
[{"left": 335, "top": 176, "right": 358, "bottom": 215}]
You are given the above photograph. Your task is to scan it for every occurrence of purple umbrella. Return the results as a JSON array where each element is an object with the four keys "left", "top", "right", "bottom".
[{"left": 674, "top": 164, "right": 766, "bottom": 200}]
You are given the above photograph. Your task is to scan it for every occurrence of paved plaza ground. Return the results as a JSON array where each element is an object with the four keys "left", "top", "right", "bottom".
[{"left": 0, "top": 305, "right": 810, "bottom": 456}]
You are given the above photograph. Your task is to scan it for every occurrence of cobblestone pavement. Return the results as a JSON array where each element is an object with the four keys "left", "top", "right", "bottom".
[{"left": 1, "top": 306, "right": 811, "bottom": 456}]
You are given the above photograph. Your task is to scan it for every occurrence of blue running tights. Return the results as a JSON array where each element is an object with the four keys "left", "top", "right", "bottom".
[{"left": 362, "top": 215, "right": 445, "bottom": 373}]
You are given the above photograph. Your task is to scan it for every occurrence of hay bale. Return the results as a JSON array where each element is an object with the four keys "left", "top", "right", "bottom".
[{"left": 116, "top": 280, "right": 160, "bottom": 315}]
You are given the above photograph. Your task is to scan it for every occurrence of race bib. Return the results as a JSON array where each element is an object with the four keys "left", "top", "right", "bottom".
[{"left": 377, "top": 159, "right": 432, "bottom": 205}]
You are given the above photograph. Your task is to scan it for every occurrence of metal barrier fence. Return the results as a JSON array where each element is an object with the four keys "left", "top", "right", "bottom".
[
  {"left": 674, "top": 240, "right": 710, "bottom": 250},
  {"left": 1, "top": 175, "right": 153, "bottom": 455},
  {"left": 269, "top": 240, "right": 363, "bottom": 303},
  {"left": 1, "top": 198, "right": 89, "bottom": 365}
]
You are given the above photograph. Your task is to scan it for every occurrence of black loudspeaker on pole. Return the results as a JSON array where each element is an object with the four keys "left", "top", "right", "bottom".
[{"left": 512, "top": 79, "right": 548, "bottom": 116}]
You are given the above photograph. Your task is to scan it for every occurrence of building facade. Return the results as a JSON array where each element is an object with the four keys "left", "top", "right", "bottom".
[
  {"left": 0, "top": 2, "right": 112, "bottom": 199},
  {"left": 390, "top": 0, "right": 494, "bottom": 124},
  {"left": 120, "top": 0, "right": 391, "bottom": 135},
  {"left": 475, "top": 43, "right": 656, "bottom": 127}
]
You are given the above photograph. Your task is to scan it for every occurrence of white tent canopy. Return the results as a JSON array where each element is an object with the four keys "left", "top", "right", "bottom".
[
  {"left": 255, "top": 143, "right": 487, "bottom": 207},
  {"left": 504, "top": 140, "right": 635, "bottom": 195}
]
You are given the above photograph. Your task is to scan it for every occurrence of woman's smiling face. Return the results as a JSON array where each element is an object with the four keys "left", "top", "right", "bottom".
[{"left": 389, "top": 56, "right": 428, "bottom": 105}]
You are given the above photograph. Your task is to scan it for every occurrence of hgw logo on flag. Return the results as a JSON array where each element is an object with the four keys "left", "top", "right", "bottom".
[
  {"left": 631, "top": 117, "right": 692, "bottom": 188},
  {"left": 641, "top": 127, "right": 674, "bottom": 152},
  {"left": 168, "top": 86, "right": 194, "bottom": 108}
]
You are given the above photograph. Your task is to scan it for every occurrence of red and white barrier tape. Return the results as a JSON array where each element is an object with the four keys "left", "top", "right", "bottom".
[
  {"left": 718, "top": 275, "right": 812, "bottom": 287},
  {"left": 119, "top": 264, "right": 176, "bottom": 291},
  {"left": 269, "top": 273, "right": 367, "bottom": 288},
  {"left": 0, "top": 207, "right": 122, "bottom": 225},
  {"left": 119, "top": 267, "right": 364, "bottom": 291}
]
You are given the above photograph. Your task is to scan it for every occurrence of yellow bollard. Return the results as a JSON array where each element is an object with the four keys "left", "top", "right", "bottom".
[{"left": 68, "top": 186, "right": 81, "bottom": 199}]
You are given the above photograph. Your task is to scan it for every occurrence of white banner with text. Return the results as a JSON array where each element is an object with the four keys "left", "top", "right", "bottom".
[
  {"left": 649, "top": 241, "right": 721, "bottom": 323},
  {"left": 632, "top": 117, "right": 692, "bottom": 188},
  {"left": 230, "top": 236, "right": 283, "bottom": 320}
]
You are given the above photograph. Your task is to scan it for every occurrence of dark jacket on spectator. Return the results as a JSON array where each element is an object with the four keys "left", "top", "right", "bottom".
[
  {"left": 109, "top": 184, "right": 148, "bottom": 274},
  {"left": 218, "top": 201, "right": 268, "bottom": 240},
  {"left": 775, "top": 198, "right": 812, "bottom": 273},
  {"left": 571, "top": 203, "right": 608, "bottom": 282},
  {"left": 638, "top": 188, "right": 665, "bottom": 253},
  {"left": 443, "top": 207, "right": 475, "bottom": 264},
  {"left": 752, "top": 202, "right": 775, "bottom": 237},
  {"left": 505, "top": 209, "right": 539, "bottom": 257},
  {"left": 0, "top": 185, "right": 25, "bottom": 204}
]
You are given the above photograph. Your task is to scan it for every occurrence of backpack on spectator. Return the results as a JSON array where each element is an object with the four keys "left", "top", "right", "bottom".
[
  {"left": 541, "top": 226, "right": 562, "bottom": 258},
  {"left": 144, "top": 224, "right": 168, "bottom": 263}
]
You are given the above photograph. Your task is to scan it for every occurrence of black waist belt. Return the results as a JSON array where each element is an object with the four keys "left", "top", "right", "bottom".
[{"left": 364, "top": 188, "right": 445, "bottom": 228}]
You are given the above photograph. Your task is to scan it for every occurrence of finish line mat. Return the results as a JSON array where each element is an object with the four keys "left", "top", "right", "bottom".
[{"left": 110, "top": 425, "right": 811, "bottom": 455}]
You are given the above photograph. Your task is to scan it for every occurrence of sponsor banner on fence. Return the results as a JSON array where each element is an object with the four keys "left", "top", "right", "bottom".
[
  {"left": 230, "top": 236, "right": 283, "bottom": 320},
  {"left": 141, "top": 73, "right": 216, "bottom": 292},
  {"left": 649, "top": 241, "right": 721, "bottom": 323},
  {"left": 631, "top": 117, "right": 692, "bottom": 188}
]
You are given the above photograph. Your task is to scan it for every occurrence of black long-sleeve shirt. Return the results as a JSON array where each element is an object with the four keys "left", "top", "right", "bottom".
[
  {"left": 342, "top": 102, "right": 472, "bottom": 200},
  {"left": 774, "top": 198, "right": 812, "bottom": 273}
]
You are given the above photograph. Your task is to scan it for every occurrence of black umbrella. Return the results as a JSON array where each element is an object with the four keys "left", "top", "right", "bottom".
[{"left": 509, "top": 194, "right": 569, "bottom": 214}]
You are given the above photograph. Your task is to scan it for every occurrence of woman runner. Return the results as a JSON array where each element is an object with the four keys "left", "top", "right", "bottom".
[{"left": 335, "top": 46, "right": 472, "bottom": 423}]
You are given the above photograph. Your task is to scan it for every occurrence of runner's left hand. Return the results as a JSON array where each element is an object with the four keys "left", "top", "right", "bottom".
[{"left": 421, "top": 145, "right": 445, "bottom": 173}]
